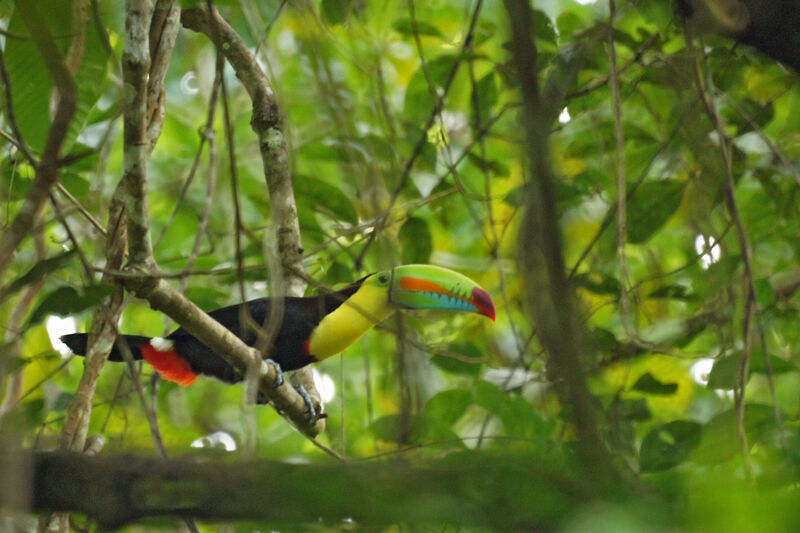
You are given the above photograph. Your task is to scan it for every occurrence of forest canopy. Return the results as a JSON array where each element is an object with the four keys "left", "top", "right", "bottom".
[{"left": 2, "top": 0, "right": 800, "bottom": 530}]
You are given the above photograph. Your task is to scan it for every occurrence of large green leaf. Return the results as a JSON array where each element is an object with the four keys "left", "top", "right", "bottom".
[
  {"left": 403, "top": 54, "right": 458, "bottom": 125},
  {"left": 369, "top": 414, "right": 462, "bottom": 446},
  {"left": 62, "top": 10, "right": 112, "bottom": 152},
  {"left": 430, "top": 341, "right": 483, "bottom": 377},
  {"left": 294, "top": 175, "right": 358, "bottom": 226},
  {"left": 707, "top": 352, "right": 795, "bottom": 390},
  {"left": 392, "top": 18, "right": 444, "bottom": 39},
  {"left": 4, "top": 1, "right": 73, "bottom": 153},
  {"left": 470, "top": 72, "right": 497, "bottom": 129},
  {"left": 473, "top": 380, "right": 548, "bottom": 439},
  {"left": 423, "top": 389, "right": 473, "bottom": 426},
  {"left": 692, "top": 404, "right": 777, "bottom": 465},
  {"left": 627, "top": 179, "right": 685, "bottom": 243},
  {"left": 0, "top": 249, "right": 76, "bottom": 301},
  {"left": 640, "top": 420, "right": 701, "bottom": 472}
]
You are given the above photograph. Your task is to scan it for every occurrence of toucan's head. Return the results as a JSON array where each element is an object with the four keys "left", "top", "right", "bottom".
[{"left": 365, "top": 264, "right": 495, "bottom": 321}]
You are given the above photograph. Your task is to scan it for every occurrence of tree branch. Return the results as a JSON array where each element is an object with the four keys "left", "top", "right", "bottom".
[
  {"left": 121, "top": 0, "right": 154, "bottom": 265},
  {"left": 181, "top": 5, "right": 325, "bottom": 429},
  {"left": 503, "top": 0, "right": 618, "bottom": 486},
  {"left": 10, "top": 450, "right": 590, "bottom": 530},
  {"left": 146, "top": 0, "right": 180, "bottom": 150},
  {"left": 181, "top": 5, "right": 305, "bottom": 295}
]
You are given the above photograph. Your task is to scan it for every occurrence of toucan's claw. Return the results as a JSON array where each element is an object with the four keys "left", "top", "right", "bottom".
[
  {"left": 294, "top": 384, "right": 317, "bottom": 422},
  {"left": 266, "top": 358, "right": 285, "bottom": 388}
]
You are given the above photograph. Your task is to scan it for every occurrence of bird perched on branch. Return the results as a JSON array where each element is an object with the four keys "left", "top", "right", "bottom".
[{"left": 62, "top": 264, "right": 495, "bottom": 401}]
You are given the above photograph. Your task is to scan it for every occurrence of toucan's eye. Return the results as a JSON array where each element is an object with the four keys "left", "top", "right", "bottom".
[{"left": 378, "top": 274, "right": 389, "bottom": 284}]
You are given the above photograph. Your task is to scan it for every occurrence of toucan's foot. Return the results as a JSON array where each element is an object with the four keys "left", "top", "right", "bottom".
[
  {"left": 265, "top": 358, "right": 284, "bottom": 388},
  {"left": 256, "top": 359, "right": 284, "bottom": 404},
  {"left": 294, "top": 384, "right": 318, "bottom": 422}
]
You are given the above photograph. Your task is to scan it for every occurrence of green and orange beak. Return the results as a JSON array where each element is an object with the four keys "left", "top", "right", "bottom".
[{"left": 386, "top": 264, "right": 495, "bottom": 321}]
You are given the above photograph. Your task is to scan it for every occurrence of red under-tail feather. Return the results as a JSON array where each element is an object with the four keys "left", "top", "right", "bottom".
[{"left": 140, "top": 344, "right": 197, "bottom": 386}]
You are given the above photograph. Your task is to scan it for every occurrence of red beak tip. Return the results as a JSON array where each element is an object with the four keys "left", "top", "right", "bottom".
[{"left": 472, "top": 287, "right": 496, "bottom": 323}]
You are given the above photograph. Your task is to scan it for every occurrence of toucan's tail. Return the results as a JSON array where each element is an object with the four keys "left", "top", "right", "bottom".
[
  {"left": 60, "top": 333, "right": 152, "bottom": 362},
  {"left": 61, "top": 333, "right": 199, "bottom": 385}
]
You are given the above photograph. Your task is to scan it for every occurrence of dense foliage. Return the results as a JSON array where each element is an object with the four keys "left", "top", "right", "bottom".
[{"left": 2, "top": 0, "right": 800, "bottom": 530}]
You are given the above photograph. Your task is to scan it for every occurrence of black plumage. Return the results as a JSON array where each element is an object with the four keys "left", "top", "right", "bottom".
[{"left": 61, "top": 280, "right": 364, "bottom": 384}]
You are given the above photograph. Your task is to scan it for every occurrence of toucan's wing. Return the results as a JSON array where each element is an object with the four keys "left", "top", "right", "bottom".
[{"left": 163, "top": 286, "right": 363, "bottom": 374}]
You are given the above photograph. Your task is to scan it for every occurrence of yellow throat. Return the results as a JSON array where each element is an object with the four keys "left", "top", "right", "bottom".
[{"left": 307, "top": 280, "right": 395, "bottom": 360}]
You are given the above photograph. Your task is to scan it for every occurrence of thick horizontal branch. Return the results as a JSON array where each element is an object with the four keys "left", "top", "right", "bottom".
[{"left": 12, "top": 450, "right": 590, "bottom": 530}]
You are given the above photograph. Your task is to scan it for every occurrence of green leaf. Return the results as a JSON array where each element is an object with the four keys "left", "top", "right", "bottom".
[
  {"left": 632, "top": 372, "right": 678, "bottom": 395},
  {"left": 473, "top": 380, "right": 547, "bottom": 439},
  {"left": 321, "top": 0, "right": 355, "bottom": 25},
  {"left": 573, "top": 272, "right": 621, "bottom": 296},
  {"left": 294, "top": 176, "right": 358, "bottom": 225},
  {"left": 61, "top": 172, "right": 91, "bottom": 198},
  {"left": 1, "top": 161, "right": 35, "bottom": 200},
  {"left": 471, "top": 72, "right": 497, "bottom": 128},
  {"left": 753, "top": 278, "right": 776, "bottom": 309},
  {"left": 466, "top": 152, "right": 508, "bottom": 178},
  {"left": 430, "top": 342, "right": 483, "bottom": 377},
  {"left": 693, "top": 404, "right": 777, "bottom": 465},
  {"left": 0, "top": 250, "right": 76, "bottom": 301},
  {"left": 647, "top": 284, "right": 694, "bottom": 301},
  {"left": 640, "top": 420, "right": 702, "bottom": 472},
  {"left": 615, "top": 398, "right": 651, "bottom": 421},
  {"left": 399, "top": 217, "right": 432, "bottom": 264},
  {"left": 63, "top": 11, "right": 112, "bottom": 152},
  {"left": 3, "top": 1, "right": 70, "bottom": 153},
  {"left": 403, "top": 54, "right": 458, "bottom": 124},
  {"left": 627, "top": 180, "right": 685, "bottom": 243},
  {"left": 23, "top": 398, "right": 46, "bottom": 427},
  {"left": 392, "top": 18, "right": 444, "bottom": 38},
  {"left": 423, "top": 389, "right": 472, "bottom": 426},
  {"left": 503, "top": 186, "right": 525, "bottom": 207},
  {"left": 532, "top": 9, "right": 557, "bottom": 46},
  {"left": 749, "top": 350, "right": 795, "bottom": 374},
  {"left": 707, "top": 355, "right": 739, "bottom": 390},
  {"left": 27, "top": 284, "right": 116, "bottom": 328},
  {"left": 369, "top": 414, "right": 461, "bottom": 446},
  {"left": 708, "top": 352, "right": 795, "bottom": 390}
]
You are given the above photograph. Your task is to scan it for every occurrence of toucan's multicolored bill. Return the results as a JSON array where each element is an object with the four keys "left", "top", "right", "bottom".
[{"left": 388, "top": 264, "right": 496, "bottom": 321}]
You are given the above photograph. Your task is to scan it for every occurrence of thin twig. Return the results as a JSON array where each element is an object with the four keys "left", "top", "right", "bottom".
[
  {"left": 686, "top": 26, "right": 787, "bottom": 477},
  {"left": 607, "top": 0, "right": 633, "bottom": 334},
  {"left": 55, "top": 183, "right": 107, "bottom": 235},
  {"left": 177, "top": 50, "right": 225, "bottom": 292}
]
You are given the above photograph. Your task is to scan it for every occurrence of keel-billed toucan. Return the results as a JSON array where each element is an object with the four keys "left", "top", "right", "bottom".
[{"left": 62, "top": 265, "right": 495, "bottom": 396}]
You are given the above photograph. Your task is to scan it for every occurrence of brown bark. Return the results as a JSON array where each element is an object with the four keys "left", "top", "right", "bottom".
[{"left": 10, "top": 450, "right": 590, "bottom": 530}]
